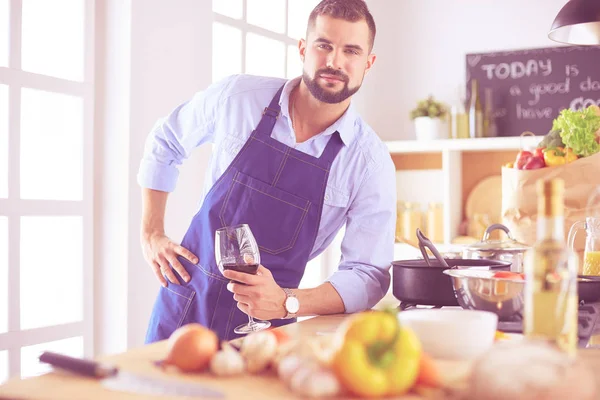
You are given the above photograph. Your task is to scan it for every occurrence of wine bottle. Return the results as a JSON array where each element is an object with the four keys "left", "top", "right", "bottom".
[
  {"left": 524, "top": 178, "right": 578, "bottom": 356},
  {"left": 468, "top": 79, "right": 483, "bottom": 138}
]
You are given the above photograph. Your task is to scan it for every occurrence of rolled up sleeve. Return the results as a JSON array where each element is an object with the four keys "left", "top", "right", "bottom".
[
  {"left": 327, "top": 150, "right": 397, "bottom": 313},
  {"left": 137, "top": 76, "right": 234, "bottom": 192}
]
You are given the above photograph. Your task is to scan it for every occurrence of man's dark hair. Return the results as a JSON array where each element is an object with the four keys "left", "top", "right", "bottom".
[{"left": 307, "top": 0, "right": 376, "bottom": 52}]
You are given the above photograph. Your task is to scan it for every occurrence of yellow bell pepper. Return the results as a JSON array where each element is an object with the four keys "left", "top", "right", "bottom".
[
  {"left": 332, "top": 311, "right": 422, "bottom": 398},
  {"left": 543, "top": 147, "right": 578, "bottom": 167}
]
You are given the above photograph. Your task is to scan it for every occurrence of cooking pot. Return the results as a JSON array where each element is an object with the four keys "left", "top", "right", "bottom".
[
  {"left": 463, "top": 224, "right": 530, "bottom": 273},
  {"left": 392, "top": 258, "right": 512, "bottom": 307}
]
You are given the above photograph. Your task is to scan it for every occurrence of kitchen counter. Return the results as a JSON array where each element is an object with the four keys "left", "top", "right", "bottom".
[{"left": 1, "top": 313, "right": 600, "bottom": 399}]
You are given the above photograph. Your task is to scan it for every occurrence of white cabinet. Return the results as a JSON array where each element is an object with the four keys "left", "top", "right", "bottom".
[{"left": 386, "top": 135, "right": 542, "bottom": 248}]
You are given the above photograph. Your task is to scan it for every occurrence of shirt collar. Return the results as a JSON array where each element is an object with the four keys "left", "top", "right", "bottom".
[{"left": 279, "top": 77, "right": 357, "bottom": 147}]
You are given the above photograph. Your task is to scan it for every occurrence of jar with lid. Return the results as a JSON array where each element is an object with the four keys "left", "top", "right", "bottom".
[
  {"left": 401, "top": 202, "right": 423, "bottom": 241},
  {"left": 426, "top": 202, "right": 444, "bottom": 243}
]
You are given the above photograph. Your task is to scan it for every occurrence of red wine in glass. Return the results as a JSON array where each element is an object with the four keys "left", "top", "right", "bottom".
[{"left": 215, "top": 224, "right": 271, "bottom": 334}]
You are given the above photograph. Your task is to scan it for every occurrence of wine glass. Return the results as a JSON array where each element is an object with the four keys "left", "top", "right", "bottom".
[{"left": 215, "top": 224, "right": 271, "bottom": 334}]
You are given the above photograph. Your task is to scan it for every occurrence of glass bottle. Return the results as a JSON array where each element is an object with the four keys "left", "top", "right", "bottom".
[
  {"left": 483, "top": 88, "right": 498, "bottom": 138},
  {"left": 401, "top": 202, "right": 423, "bottom": 241},
  {"left": 426, "top": 202, "right": 444, "bottom": 243},
  {"left": 524, "top": 178, "right": 578, "bottom": 356},
  {"left": 468, "top": 79, "right": 483, "bottom": 139},
  {"left": 450, "top": 85, "right": 469, "bottom": 139}
]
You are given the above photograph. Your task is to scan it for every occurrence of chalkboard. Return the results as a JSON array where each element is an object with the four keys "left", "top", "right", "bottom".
[{"left": 466, "top": 46, "right": 600, "bottom": 137}]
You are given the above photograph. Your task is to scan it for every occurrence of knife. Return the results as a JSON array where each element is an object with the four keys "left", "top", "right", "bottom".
[{"left": 39, "top": 351, "right": 224, "bottom": 398}]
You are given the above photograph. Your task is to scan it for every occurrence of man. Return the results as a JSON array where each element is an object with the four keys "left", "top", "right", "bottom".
[{"left": 139, "top": 0, "right": 396, "bottom": 342}]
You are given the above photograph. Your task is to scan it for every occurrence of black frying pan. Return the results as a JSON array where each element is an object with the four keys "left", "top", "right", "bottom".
[
  {"left": 579, "top": 275, "right": 600, "bottom": 303},
  {"left": 392, "top": 258, "right": 512, "bottom": 307}
]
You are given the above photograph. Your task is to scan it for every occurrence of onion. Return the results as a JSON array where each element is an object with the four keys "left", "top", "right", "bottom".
[{"left": 163, "top": 323, "right": 219, "bottom": 372}]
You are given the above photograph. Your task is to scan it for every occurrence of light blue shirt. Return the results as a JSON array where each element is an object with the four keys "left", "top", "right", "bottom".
[{"left": 138, "top": 74, "right": 397, "bottom": 313}]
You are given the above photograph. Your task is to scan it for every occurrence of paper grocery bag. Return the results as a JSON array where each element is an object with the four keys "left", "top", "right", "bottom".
[{"left": 501, "top": 152, "right": 600, "bottom": 271}]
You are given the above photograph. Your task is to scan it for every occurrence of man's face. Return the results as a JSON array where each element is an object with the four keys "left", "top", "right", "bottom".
[{"left": 299, "top": 15, "right": 376, "bottom": 104}]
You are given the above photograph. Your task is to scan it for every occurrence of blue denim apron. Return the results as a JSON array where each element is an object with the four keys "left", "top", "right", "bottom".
[{"left": 145, "top": 85, "right": 344, "bottom": 342}]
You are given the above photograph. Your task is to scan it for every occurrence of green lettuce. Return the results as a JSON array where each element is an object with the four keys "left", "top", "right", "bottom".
[{"left": 552, "top": 106, "right": 600, "bottom": 157}]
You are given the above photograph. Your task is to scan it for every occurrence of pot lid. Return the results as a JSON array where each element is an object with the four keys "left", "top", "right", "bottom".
[{"left": 465, "top": 223, "right": 530, "bottom": 252}]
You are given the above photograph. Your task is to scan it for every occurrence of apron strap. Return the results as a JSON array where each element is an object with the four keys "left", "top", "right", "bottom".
[
  {"left": 254, "top": 85, "right": 285, "bottom": 138},
  {"left": 318, "top": 131, "right": 345, "bottom": 164}
]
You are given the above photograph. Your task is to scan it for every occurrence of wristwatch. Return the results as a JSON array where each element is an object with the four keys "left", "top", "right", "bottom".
[{"left": 282, "top": 288, "right": 300, "bottom": 319}]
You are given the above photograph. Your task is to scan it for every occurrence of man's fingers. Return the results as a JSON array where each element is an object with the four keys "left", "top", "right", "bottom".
[
  {"left": 175, "top": 245, "right": 198, "bottom": 264},
  {"left": 233, "top": 293, "right": 251, "bottom": 304},
  {"left": 157, "top": 256, "right": 181, "bottom": 285},
  {"left": 256, "top": 265, "right": 271, "bottom": 277},
  {"left": 223, "top": 269, "right": 258, "bottom": 285},
  {"left": 227, "top": 281, "right": 252, "bottom": 296},
  {"left": 237, "top": 302, "right": 250, "bottom": 316},
  {"left": 167, "top": 256, "right": 190, "bottom": 283},
  {"left": 152, "top": 261, "right": 167, "bottom": 287}
]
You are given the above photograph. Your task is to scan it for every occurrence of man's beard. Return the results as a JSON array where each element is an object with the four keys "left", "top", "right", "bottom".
[{"left": 302, "top": 68, "right": 361, "bottom": 104}]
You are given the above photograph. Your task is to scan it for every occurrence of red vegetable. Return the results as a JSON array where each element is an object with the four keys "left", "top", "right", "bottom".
[
  {"left": 514, "top": 150, "right": 532, "bottom": 169},
  {"left": 522, "top": 155, "right": 545, "bottom": 170}
]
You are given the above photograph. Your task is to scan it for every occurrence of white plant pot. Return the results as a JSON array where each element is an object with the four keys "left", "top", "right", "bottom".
[{"left": 414, "top": 117, "right": 448, "bottom": 140}]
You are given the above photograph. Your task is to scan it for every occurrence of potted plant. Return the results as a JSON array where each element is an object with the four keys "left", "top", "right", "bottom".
[{"left": 410, "top": 96, "right": 449, "bottom": 140}]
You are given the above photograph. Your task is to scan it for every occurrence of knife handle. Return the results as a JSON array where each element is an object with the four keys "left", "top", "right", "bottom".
[{"left": 39, "top": 352, "right": 117, "bottom": 378}]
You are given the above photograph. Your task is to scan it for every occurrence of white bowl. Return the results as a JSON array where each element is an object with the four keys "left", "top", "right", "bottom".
[{"left": 397, "top": 309, "right": 498, "bottom": 360}]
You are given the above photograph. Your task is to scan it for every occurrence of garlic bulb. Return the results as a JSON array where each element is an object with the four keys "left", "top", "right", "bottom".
[
  {"left": 240, "top": 331, "right": 278, "bottom": 373},
  {"left": 209, "top": 342, "right": 245, "bottom": 377},
  {"left": 278, "top": 355, "right": 341, "bottom": 398}
]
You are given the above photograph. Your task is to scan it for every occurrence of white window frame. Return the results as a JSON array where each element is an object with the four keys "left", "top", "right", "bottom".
[
  {"left": 0, "top": 0, "right": 94, "bottom": 379},
  {"left": 213, "top": 0, "right": 306, "bottom": 81}
]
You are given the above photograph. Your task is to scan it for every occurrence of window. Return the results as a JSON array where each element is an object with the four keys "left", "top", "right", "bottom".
[
  {"left": 0, "top": 0, "right": 93, "bottom": 381},
  {"left": 211, "top": 0, "right": 327, "bottom": 291},
  {"left": 212, "top": 0, "right": 319, "bottom": 83}
]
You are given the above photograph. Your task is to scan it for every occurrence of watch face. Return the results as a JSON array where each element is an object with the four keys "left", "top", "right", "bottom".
[{"left": 285, "top": 296, "right": 300, "bottom": 314}]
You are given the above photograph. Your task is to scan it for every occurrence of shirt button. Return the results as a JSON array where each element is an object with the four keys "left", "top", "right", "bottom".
[{"left": 325, "top": 195, "right": 330, "bottom": 201}]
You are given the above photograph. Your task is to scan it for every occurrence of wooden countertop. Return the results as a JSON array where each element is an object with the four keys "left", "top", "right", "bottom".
[{"left": 1, "top": 314, "right": 600, "bottom": 400}]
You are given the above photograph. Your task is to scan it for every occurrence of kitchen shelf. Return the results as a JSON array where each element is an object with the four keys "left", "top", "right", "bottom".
[
  {"left": 386, "top": 135, "right": 543, "bottom": 153},
  {"left": 386, "top": 136, "right": 543, "bottom": 254}
]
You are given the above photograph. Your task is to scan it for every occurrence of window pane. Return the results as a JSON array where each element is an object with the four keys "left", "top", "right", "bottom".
[
  {"left": 212, "top": 23, "right": 242, "bottom": 83},
  {"left": 212, "top": 0, "right": 242, "bottom": 19},
  {"left": 20, "top": 216, "right": 83, "bottom": 330},
  {"left": 0, "top": 350, "right": 7, "bottom": 384},
  {"left": 21, "top": 0, "right": 84, "bottom": 81},
  {"left": 246, "top": 33, "right": 285, "bottom": 78},
  {"left": 288, "top": 0, "right": 319, "bottom": 40},
  {"left": 0, "top": 217, "right": 7, "bottom": 334},
  {"left": 287, "top": 45, "right": 302, "bottom": 79},
  {"left": 21, "top": 336, "right": 83, "bottom": 378},
  {"left": 20, "top": 88, "right": 83, "bottom": 201},
  {"left": 247, "top": 0, "right": 285, "bottom": 34},
  {"left": 0, "top": 0, "right": 8, "bottom": 67},
  {"left": 0, "top": 84, "right": 7, "bottom": 198}
]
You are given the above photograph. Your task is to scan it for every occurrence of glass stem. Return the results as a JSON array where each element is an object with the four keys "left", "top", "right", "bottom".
[{"left": 248, "top": 315, "right": 255, "bottom": 325}]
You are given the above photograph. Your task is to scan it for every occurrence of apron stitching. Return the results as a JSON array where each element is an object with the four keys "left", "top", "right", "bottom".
[
  {"left": 271, "top": 146, "right": 290, "bottom": 187},
  {"left": 251, "top": 136, "right": 330, "bottom": 172},
  {"left": 312, "top": 169, "right": 331, "bottom": 241},
  {"left": 260, "top": 203, "right": 311, "bottom": 255},
  {"left": 231, "top": 179, "right": 309, "bottom": 211},
  {"left": 195, "top": 263, "right": 229, "bottom": 282},
  {"left": 164, "top": 285, "right": 193, "bottom": 300},
  {"left": 224, "top": 302, "right": 237, "bottom": 340},
  {"left": 209, "top": 281, "right": 224, "bottom": 331},
  {"left": 176, "top": 291, "right": 195, "bottom": 328},
  {"left": 219, "top": 171, "right": 239, "bottom": 229}
]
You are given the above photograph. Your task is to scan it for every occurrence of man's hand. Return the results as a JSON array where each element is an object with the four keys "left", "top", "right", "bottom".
[
  {"left": 224, "top": 265, "right": 286, "bottom": 320},
  {"left": 141, "top": 231, "right": 197, "bottom": 286}
]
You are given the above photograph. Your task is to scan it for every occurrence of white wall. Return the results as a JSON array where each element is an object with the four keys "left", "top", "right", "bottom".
[
  {"left": 94, "top": 0, "right": 571, "bottom": 354},
  {"left": 358, "top": 0, "right": 568, "bottom": 141}
]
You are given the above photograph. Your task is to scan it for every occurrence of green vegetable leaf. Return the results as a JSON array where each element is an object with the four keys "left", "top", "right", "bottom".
[{"left": 552, "top": 106, "right": 600, "bottom": 157}]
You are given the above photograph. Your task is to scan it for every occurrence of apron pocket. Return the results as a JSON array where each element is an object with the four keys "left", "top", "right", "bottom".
[
  {"left": 157, "top": 282, "right": 196, "bottom": 330},
  {"left": 220, "top": 170, "right": 310, "bottom": 254}
]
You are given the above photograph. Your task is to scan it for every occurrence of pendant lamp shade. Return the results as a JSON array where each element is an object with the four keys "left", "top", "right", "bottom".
[{"left": 548, "top": 0, "right": 600, "bottom": 45}]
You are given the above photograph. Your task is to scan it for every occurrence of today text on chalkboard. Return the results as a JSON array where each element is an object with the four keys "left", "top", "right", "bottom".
[{"left": 466, "top": 46, "right": 600, "bottom": 137}]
